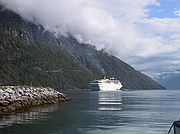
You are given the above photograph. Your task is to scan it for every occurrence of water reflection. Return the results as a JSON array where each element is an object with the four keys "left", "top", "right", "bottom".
[
  {"left": 98, "top": 91, "right": 122, "bottom": 111},
  {"left": 0, "top": 90, "right": 180, "bottom": 134},
  {"left": 0, "top": 104, "right": 58, "bottom": 128},
  {"left": 82, "top": 91, "right": 129, "bottom": 130}
]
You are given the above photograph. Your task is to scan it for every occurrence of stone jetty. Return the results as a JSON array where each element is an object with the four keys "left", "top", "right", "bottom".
[{"left": 0, "top": 86, "right": 71, "bottom": 116}]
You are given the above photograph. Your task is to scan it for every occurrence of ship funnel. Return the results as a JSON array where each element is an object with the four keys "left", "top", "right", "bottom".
[{"left": 101, "top": 75, "right": 107, "bottom": 80}]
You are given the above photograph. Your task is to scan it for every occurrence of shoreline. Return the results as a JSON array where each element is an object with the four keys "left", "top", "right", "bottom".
[{"left": 0, "top": 86, "right": 71, "bottom": 116}]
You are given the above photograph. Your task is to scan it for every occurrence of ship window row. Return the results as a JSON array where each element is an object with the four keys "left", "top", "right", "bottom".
[
  {"left": 91, "top": 81, "right": 102, "bottom": 83},
  {"left": 103, "top": 81, "right": 119, "bottom": 84}
]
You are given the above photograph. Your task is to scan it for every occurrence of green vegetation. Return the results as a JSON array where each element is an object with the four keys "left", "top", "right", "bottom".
[{"left": 0, "top": 7, "right": 165, "bottom": 90}]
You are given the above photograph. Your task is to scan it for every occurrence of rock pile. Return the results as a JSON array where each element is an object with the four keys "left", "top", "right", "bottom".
[{"left": 0, "top": 86, "right": 71, "bottom": 116}]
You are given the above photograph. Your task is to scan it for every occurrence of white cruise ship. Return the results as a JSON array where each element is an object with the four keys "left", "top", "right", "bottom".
[{"left": 89, "top": 76, "right": 123, "bottom": 91}]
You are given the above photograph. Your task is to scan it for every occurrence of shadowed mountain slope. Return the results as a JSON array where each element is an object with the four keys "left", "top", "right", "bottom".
[{"left": 0, "top": 6, "right": 165, "bottom": 90}]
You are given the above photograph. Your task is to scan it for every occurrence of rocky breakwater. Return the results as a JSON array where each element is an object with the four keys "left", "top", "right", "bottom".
[{"left": 0, "top": 86, "right": 71, "bottom": 116}]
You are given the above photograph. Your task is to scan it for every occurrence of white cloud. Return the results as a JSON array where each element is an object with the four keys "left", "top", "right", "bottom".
[
  {"left": 101, "top": 0, "right": 159, "bottom": 22},
  {"left": 0, "top": 0, "right": 180, "bottom": 78},
  {"left": 174, "top": 9, "right": 180, "bottom": 17}
]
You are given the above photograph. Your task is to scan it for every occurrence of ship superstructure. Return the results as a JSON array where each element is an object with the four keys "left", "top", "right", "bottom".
[{"left": 89, "top": 76, "right": 123, "bottom": 91}]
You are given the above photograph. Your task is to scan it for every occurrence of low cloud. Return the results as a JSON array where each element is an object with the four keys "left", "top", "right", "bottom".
[
  {"left": 174, "top": 9, "right": 180, "bottom": 17},
  {"left": 0, "top": 0, "right": 180, "bottom": 78}
]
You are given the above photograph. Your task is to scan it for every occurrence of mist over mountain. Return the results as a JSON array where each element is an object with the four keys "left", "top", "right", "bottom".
[
  {"left": 1, "top": 0, "right": 180, "bottom": 80},
  {"left": 0, "top": 5, "right": 165, "bottom": 90}
]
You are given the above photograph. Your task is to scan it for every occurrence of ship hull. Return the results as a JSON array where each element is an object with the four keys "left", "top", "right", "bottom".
[{"left": 89, "top": 81, "right": 123, "bottom": 91}]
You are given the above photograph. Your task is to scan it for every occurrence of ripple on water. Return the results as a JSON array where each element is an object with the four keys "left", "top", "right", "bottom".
[{"left": 0, "top": 90, "right": 180, "bottom": 134}]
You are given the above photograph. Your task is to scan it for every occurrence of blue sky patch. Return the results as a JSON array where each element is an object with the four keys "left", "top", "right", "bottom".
[{"left": 148, "top": 0, "right": 180, "bottom": 18}]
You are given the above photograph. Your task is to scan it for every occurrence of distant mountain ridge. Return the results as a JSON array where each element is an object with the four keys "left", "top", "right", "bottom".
[
  {"left": 0, "top": 5, "right": 165, "bottom": 90},
  {"left": 156, "top": 73, "right": 180, "bottom": 90}
]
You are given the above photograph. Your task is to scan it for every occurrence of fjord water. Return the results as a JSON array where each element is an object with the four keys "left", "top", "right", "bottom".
[{"left": 0, "top": 90, "right": 180, "bottom": 134}]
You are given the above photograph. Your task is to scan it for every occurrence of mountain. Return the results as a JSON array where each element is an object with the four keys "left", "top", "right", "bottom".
[
  {"left": 0, "top": 6, "right": 165, "bottom": 90},
  {"left": 156, "top": 73, "right": 180, "bottom": 90}
]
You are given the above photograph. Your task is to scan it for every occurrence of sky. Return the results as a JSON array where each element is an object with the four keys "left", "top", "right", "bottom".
[{"left": 0, "top": 0, "right": 180, "bottom": 78}]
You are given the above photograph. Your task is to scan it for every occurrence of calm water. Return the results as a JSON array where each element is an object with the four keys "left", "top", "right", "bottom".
[{"left": 0, "top": 90, "right": 180, "bottom": 134}]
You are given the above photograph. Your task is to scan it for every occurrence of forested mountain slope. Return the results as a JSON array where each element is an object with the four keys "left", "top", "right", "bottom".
[{"left": 0, "top": 6, "right": 165, "bottom": 90}]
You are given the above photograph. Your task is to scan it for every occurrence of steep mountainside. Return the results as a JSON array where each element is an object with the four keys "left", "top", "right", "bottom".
[{"left": 0, "top": 6, "right": 165, "bottom": 90}]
